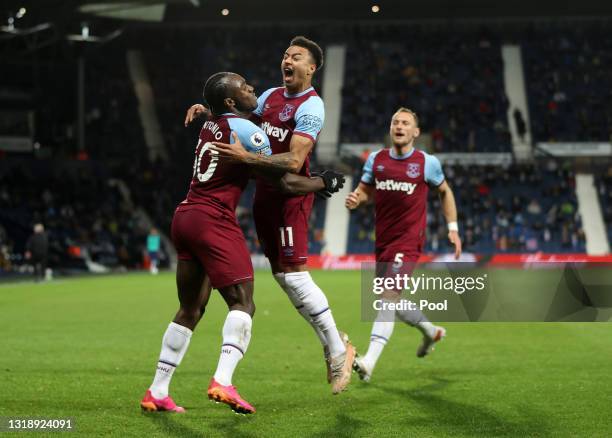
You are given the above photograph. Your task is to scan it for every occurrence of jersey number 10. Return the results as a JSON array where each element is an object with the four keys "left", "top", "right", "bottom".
[{"left": 193, "top": 141, "right": 219, "bottom": 182}]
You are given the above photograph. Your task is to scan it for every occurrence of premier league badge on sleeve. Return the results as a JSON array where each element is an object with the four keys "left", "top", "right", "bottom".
[
  {"left": 250, "top": 132, "right": 265, "bottom": 147},
  {"left": 407, "top": 162, "right": 421, "bottom": 178},
  {"left": 279, "top": 104, "right": 295, "bottom": 122}
]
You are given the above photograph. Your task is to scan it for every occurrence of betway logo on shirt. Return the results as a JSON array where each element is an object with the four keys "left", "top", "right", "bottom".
[
  {"left": 261, "top": 121, "right": 289, "bottom": 142},
  {"left": 375, "top": 178, "right": 417, "bottom": 195}
]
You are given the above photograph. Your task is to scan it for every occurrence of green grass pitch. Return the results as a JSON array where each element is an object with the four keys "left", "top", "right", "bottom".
[{"left": 1, "top": 270, "right": 611, "bottom": 437}]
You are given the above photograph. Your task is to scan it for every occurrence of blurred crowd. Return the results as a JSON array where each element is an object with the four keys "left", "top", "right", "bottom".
[
  {"left": 0, "top": 159, "right": 157, "bottom": 275},
  {"left": 522, "top": 24, "right": 612, "bottom": 143},
  {"left": 341, "top": 26, "right": 511, "bottom": 152}
]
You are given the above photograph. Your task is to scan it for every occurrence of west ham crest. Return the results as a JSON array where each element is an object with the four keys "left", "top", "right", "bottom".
[
  {"left": 407, "top": 162, "right": 421, "bottom": 178},
  {"left": 279, "top": 104, "right": 295, "bottom": 122}
]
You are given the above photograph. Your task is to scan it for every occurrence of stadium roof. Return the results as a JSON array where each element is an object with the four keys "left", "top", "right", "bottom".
[{"left": 3, "top": 0, "right": 612, "bottom": 27}]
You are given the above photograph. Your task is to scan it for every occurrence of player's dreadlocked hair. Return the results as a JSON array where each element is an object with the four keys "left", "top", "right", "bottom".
[
  {"left": 203, "top": 72, "right": 234, "bottom": 116},
  {"left": 290, "top": 36, "right": 324, "bottom": 71}
]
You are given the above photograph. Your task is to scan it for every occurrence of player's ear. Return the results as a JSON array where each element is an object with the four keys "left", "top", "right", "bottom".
[
  {"left": 224, "top": 97, "right": 235, "bottom": 109},
  {"left": 414, "top": 127, "right": 421, "bottom": 138},
  {"left": 308, "top": 63, "right": 316, "bottom": 76}
]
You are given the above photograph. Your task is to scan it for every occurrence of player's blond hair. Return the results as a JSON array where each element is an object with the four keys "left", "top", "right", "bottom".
[{"left": 393, "top": 107, "right": 420, "bottom": 127}]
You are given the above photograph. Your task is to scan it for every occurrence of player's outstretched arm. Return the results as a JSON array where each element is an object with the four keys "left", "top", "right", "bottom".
[
  {"left": 211, "top": 133, "right": 297, "bottom": 174},
  {"left": 435, "top": 180, "right": 462, "bottom": 260},
  {"left": 252, "top": 169, "right": 344, "bottom": 197},
  {"left": 278, "top": 170, "right": 345, "bottom": 196},
  {"left": 345, "top": 183, "right": 374, "bottom": 210},
  {"left": 278, "top": 173, "right": 324, "bottom": 195}
]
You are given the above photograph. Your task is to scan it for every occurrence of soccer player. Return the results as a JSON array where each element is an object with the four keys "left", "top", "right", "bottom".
[
  {"left": 141, "top": 72, "right": 343, "bottom": 415},
  {"left": 186, "top": 36, "right": 355, "bottom": 394},
  {"left": 345, "top": 108, "right": 462, "bottom": 382}
]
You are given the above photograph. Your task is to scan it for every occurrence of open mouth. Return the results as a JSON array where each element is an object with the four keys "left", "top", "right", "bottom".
[{"left": 283, "top": 67, "right": 294, "bottom": 81}]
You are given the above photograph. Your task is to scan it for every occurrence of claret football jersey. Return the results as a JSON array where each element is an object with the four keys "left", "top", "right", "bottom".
[{"left": 361, "top": 147, "right": 445, "bottom": 250}]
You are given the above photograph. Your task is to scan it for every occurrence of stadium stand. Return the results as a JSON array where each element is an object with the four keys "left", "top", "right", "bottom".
[
  {"left": 522, "top": 23, "right": 612, "bottom": 142},
  {"left": 85, "top": 48, "right": 147, "bottom": 160},
  {"left": 340, "top": 25, "right": 512, "bottom": 152},
  {"left": 0, "top": 158, "right": 159, "bottom": 273}
]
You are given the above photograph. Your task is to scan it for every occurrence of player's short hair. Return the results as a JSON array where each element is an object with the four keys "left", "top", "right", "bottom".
[
  {"left": 393, "top": 107, "right": 420, "bottom": 127},
  {"left": 290, "top": 36, "right": 324, "bottom": 70},
  {"left": 203, "top": 72, "right": 235, "bottom": 115}
]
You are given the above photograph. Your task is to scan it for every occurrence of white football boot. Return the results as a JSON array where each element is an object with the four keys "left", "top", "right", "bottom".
[{"left": 352, "top": 356, "right": 373, "bottom": 382}]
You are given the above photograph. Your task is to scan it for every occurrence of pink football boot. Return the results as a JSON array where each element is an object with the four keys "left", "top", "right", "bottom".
[
  {"left": 140, "top": 390, "right": 186, "bottom": 413},
  {"left": 207, "top": 378, "right": 255, "bottom": 414}
]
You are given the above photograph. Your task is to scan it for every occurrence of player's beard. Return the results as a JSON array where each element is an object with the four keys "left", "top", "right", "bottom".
[
  {"left": 234, "top": 102, "right": 256, "bottom": 117},
  {"left": 392, "top": 134, "right": 414, "bottom": 148},
  {"left": 391, "top": 137, "right": 417, "bottom": 153}
]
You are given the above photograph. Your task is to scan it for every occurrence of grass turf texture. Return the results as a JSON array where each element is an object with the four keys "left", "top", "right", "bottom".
[{"left": 1, "top": 270, "right": 611, "bottom": 437}]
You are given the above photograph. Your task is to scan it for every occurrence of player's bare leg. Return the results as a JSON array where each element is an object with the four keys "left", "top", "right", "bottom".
[
  {"left": 276, "top": 262, "right": 355, "bottom": 394},
  {"left": 173, "top": 260, "right": 212, "bottom": 330},
  {"left": 208, "top": 281, "right": 256, "bottom": 414},
  {"left": 142, "top": 259, "right": 211, "bottom": 413}
]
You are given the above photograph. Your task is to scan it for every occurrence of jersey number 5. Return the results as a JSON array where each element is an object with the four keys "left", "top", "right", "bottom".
[
  {"left": 393, "top": 253, "right": 404, "bottom": 269},
  {"left": 193, "top": 140, "right": 219, "bottom": 182}
]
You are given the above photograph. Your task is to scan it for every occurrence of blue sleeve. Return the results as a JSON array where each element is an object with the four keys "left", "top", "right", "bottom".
[
  {"left": 424, "top": 153, "right": 445, "bottom": 186},
  {"left": 294, "top": 96, "right": 325, "bottom": 141},
  {"left": 252, "top": 88, "right": 278, "bottom": 117},
  {"left": 361, "top": 150, "right": 380, "bottom": 185},
  {"left": 227, "top": 118, "right": 272, "bottom": 156}
]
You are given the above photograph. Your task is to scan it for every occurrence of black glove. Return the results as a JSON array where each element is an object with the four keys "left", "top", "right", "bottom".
[{"left": 312, "top": 170, "right": 345, "bottom": 199}]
